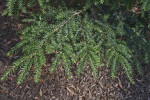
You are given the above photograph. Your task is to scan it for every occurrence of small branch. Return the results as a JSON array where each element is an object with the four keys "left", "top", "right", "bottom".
[{"left": 52, "top": 10, "right": 83, "bottom": 34}]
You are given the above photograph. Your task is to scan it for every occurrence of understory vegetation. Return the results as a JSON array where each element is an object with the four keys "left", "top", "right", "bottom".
[{"left": 1, "top": 0, "right": 150, "bottom": 85}]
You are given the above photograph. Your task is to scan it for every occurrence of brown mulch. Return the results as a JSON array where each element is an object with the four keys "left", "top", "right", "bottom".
[{"left": 0, "top": 7, "right": 150, "bottom": 100}]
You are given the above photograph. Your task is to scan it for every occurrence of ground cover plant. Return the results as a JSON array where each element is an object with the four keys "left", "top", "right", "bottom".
[{"left": 1, "top": 0, "right": 150, "bottom": 85}]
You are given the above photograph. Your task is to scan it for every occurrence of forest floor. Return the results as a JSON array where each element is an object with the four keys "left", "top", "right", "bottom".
[{"left": 0, "top": 3, "right": 150, "bottom": 100}]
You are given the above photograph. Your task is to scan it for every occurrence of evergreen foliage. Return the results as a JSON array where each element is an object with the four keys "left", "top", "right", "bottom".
[
  {"left": 1, "top": 0, "right": 150, "bottom": 84},
  {"left": 3, "top": 0, "right": 150, "bottom": 16}
]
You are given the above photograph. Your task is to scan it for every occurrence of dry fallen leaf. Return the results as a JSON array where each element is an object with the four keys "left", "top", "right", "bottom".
[
  {"left": 39, "top": 89, "right": 42, "bottom": 97},
  {"left": 118, "top": 78, "right": 123, "bottom": 89},
  {"left": 35, "top": 97, "right": 38, "bottom": 100},
  {"left": 17, "top": 24, "right": 24, "bottom": 29},
  {"left": 67, "top": 87, "right": 77, "bottom": 95}
]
